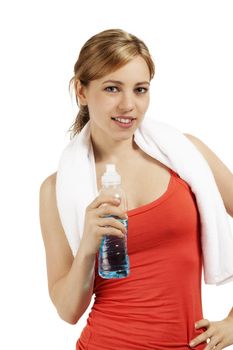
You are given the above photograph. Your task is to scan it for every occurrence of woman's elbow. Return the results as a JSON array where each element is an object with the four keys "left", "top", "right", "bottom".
[{"left": 56, "top": 308, "right": 80, "bottom": 325}]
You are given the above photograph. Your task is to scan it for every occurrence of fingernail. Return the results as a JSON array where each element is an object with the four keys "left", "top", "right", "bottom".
[{"left": 189, "top": 341, "right": 195, "bottom": 347}]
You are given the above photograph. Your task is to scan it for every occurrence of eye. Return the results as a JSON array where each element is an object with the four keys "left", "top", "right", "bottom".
[
  {"left": 104, "top": 86, "right": 149, "bottom": 94},
  {"left": 136, "top": 87, "right": 148, "bottom": 94},
  {"left": 104, "top": 86, "right": 119, "bottom": 93}
]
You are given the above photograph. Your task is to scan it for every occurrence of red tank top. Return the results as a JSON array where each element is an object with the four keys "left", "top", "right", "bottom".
[{"left": 76, "top": 169, "right": 206, "bottom": 350}]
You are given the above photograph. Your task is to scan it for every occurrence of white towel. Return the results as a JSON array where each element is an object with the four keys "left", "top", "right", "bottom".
[{"left": 56, "top": 118, "right": 233, "bottom": 286}]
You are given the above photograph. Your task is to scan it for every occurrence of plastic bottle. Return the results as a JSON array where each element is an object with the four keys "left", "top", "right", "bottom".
[{"left": 98, "top": 163, "right": 130, "bottom": 279}]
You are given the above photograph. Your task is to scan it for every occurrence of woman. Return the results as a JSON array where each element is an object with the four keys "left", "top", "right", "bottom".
[{"left": 39, "top": 28, "right": 233, "bottom": 349}]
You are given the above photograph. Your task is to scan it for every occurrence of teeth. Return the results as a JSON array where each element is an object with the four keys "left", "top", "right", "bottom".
[{"left": 114, "top": 118, "right": 132, "bottom": 124}]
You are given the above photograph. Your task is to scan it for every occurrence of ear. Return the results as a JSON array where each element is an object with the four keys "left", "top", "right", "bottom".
[{"left": 75, "top": 79, "right": 88, "bottom": 106}]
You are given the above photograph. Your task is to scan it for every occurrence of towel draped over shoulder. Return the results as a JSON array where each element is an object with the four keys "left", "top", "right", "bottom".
[{"left": 56, "top": 118, "right": 233, "bottom": 286}]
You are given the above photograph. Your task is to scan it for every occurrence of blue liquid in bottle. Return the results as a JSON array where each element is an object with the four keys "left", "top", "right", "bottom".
[{"left": 98, "top": 215, "right": 130, "bottom": 278}]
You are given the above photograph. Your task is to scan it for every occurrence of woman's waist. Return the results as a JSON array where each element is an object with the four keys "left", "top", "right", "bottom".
[
  {"left": 78, "top": 313, "right": 206, "bottom": 350},
  {"left": 93, "top": 280, "right": 203, "bottom": 315},
  {"left": 90, "top": 300, "right": 203, "bottom": 324}
]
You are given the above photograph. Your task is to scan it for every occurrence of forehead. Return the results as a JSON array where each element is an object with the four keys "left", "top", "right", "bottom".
[{"left": 99, "top": 56, "right": 150, "bottom": 84}]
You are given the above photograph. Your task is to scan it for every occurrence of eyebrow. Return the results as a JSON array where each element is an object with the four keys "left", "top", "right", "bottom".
[{"left": 102, "top": 80, "right": 150, "bottom": 86}]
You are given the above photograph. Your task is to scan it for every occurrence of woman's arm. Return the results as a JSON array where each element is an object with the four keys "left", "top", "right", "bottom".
[
  {"left": 50, "top": 250, "right": 95, "bottom": 325},
  {"left": 39, "top": 173, "right": 95, "bottom": 324},
  {"left": 184, "top": 133, "right": 233, "bottom": 218}
]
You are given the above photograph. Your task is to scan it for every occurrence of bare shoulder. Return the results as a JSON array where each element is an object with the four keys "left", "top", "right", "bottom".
[
  {"left": 183, "top": 133, "right": 233, "bottom": 217},
  {"left": 40, "top": 172, "right": 57, "bottom": 195},
  {"left": 39, "top": 172, "right": 74, "bottom": 295}
]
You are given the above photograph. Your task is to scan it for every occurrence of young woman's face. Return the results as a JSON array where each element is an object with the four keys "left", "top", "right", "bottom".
[{"left": 81, "top": 55, "right": 151, "bottom": 140}]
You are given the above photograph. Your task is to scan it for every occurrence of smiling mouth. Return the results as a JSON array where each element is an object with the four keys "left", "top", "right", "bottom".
[
  {"left": 111, "top": 117, "right": 136, "bottom": 122},
  {"left": 111, "top": 117, "right": 136, "bottom": 128}
]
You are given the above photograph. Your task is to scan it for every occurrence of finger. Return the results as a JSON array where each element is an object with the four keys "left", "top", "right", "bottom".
[
  {"left": 204, "top": 344, "right": 219, "bottom": 350},
  {"left": 89, "top": 195, "right": 121, "bottom": 209},
  {"left": 190, "top": 329, "right": 212, "bottom": 348},
  {"left": 99, "top": 226, "right": 125, "bottom": 238},
  {"left": 97, "top": 204, "right": 128, "bottom": 220},
  {"left": 203, "top": 337, "right": 221, "bottom": 350},
  {"left": 190, "top": 336, "right": 208, "bottom": 348},
  {"left": 99, "top": 217, "right": 127, "bottom": 234},
  {"left": 207, "top": 338, "right": 222, "bottom": 350},
  {"left": 195, "top": 319, "right": 210, "bottom": 329}
]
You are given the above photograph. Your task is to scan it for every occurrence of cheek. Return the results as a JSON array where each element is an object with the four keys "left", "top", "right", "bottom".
[
  {"left": 139, "top": 96, "right": 150, "bottom": 110},
  {"left": 92, "top": 94, "right": 114, "bottom": 110},
  {"left": 88, "top": 96, "right": 114, "bottom": 118}
]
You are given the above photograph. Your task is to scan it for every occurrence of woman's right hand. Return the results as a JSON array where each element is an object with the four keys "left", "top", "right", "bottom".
[{"left": 78, "top": 195, "right": 128, "bottom": 257}]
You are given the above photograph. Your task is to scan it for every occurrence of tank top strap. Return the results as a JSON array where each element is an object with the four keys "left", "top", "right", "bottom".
[{"left": 168, "top": 167, "right": 180, "bottom": 178}]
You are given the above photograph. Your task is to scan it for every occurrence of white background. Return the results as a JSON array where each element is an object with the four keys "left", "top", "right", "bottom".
[{"left": 0, "top": 0, "right": 233, "bottom": 349}]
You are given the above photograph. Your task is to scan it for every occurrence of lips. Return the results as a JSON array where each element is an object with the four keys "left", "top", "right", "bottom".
[
  {"left": 111, "top": 117, "right": 136, "bottom": 129},
  {"left": 111, "top": 116, "right": 136, "bottom": 120}
]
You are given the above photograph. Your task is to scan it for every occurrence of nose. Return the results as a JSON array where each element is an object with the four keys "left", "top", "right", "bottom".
[{"left": 118, "top": 92, "right": 135, "bottom": 111}]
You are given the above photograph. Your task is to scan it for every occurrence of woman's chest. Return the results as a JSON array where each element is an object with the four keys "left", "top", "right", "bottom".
[{"left": 95, "top": 157, "right": 172, "bottom": 211}]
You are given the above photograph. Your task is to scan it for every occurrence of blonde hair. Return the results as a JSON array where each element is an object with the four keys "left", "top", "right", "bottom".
[{"left": 68, "top": 28, "right": 155, "bottom": 139}]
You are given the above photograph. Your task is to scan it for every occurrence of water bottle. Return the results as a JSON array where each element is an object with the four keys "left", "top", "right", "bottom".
[{"left": 98, "top": 163, "right": 130, "bottom": 279}]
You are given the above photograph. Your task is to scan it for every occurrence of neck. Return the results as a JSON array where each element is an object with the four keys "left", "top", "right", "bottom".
[{"left": 91, "top": 133, "right": 139, "bottom": 164}]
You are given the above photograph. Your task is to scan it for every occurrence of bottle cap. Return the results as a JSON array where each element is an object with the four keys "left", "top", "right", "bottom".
[{"left": 101, "top": 163, "right": 121, "bottom": 185}]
